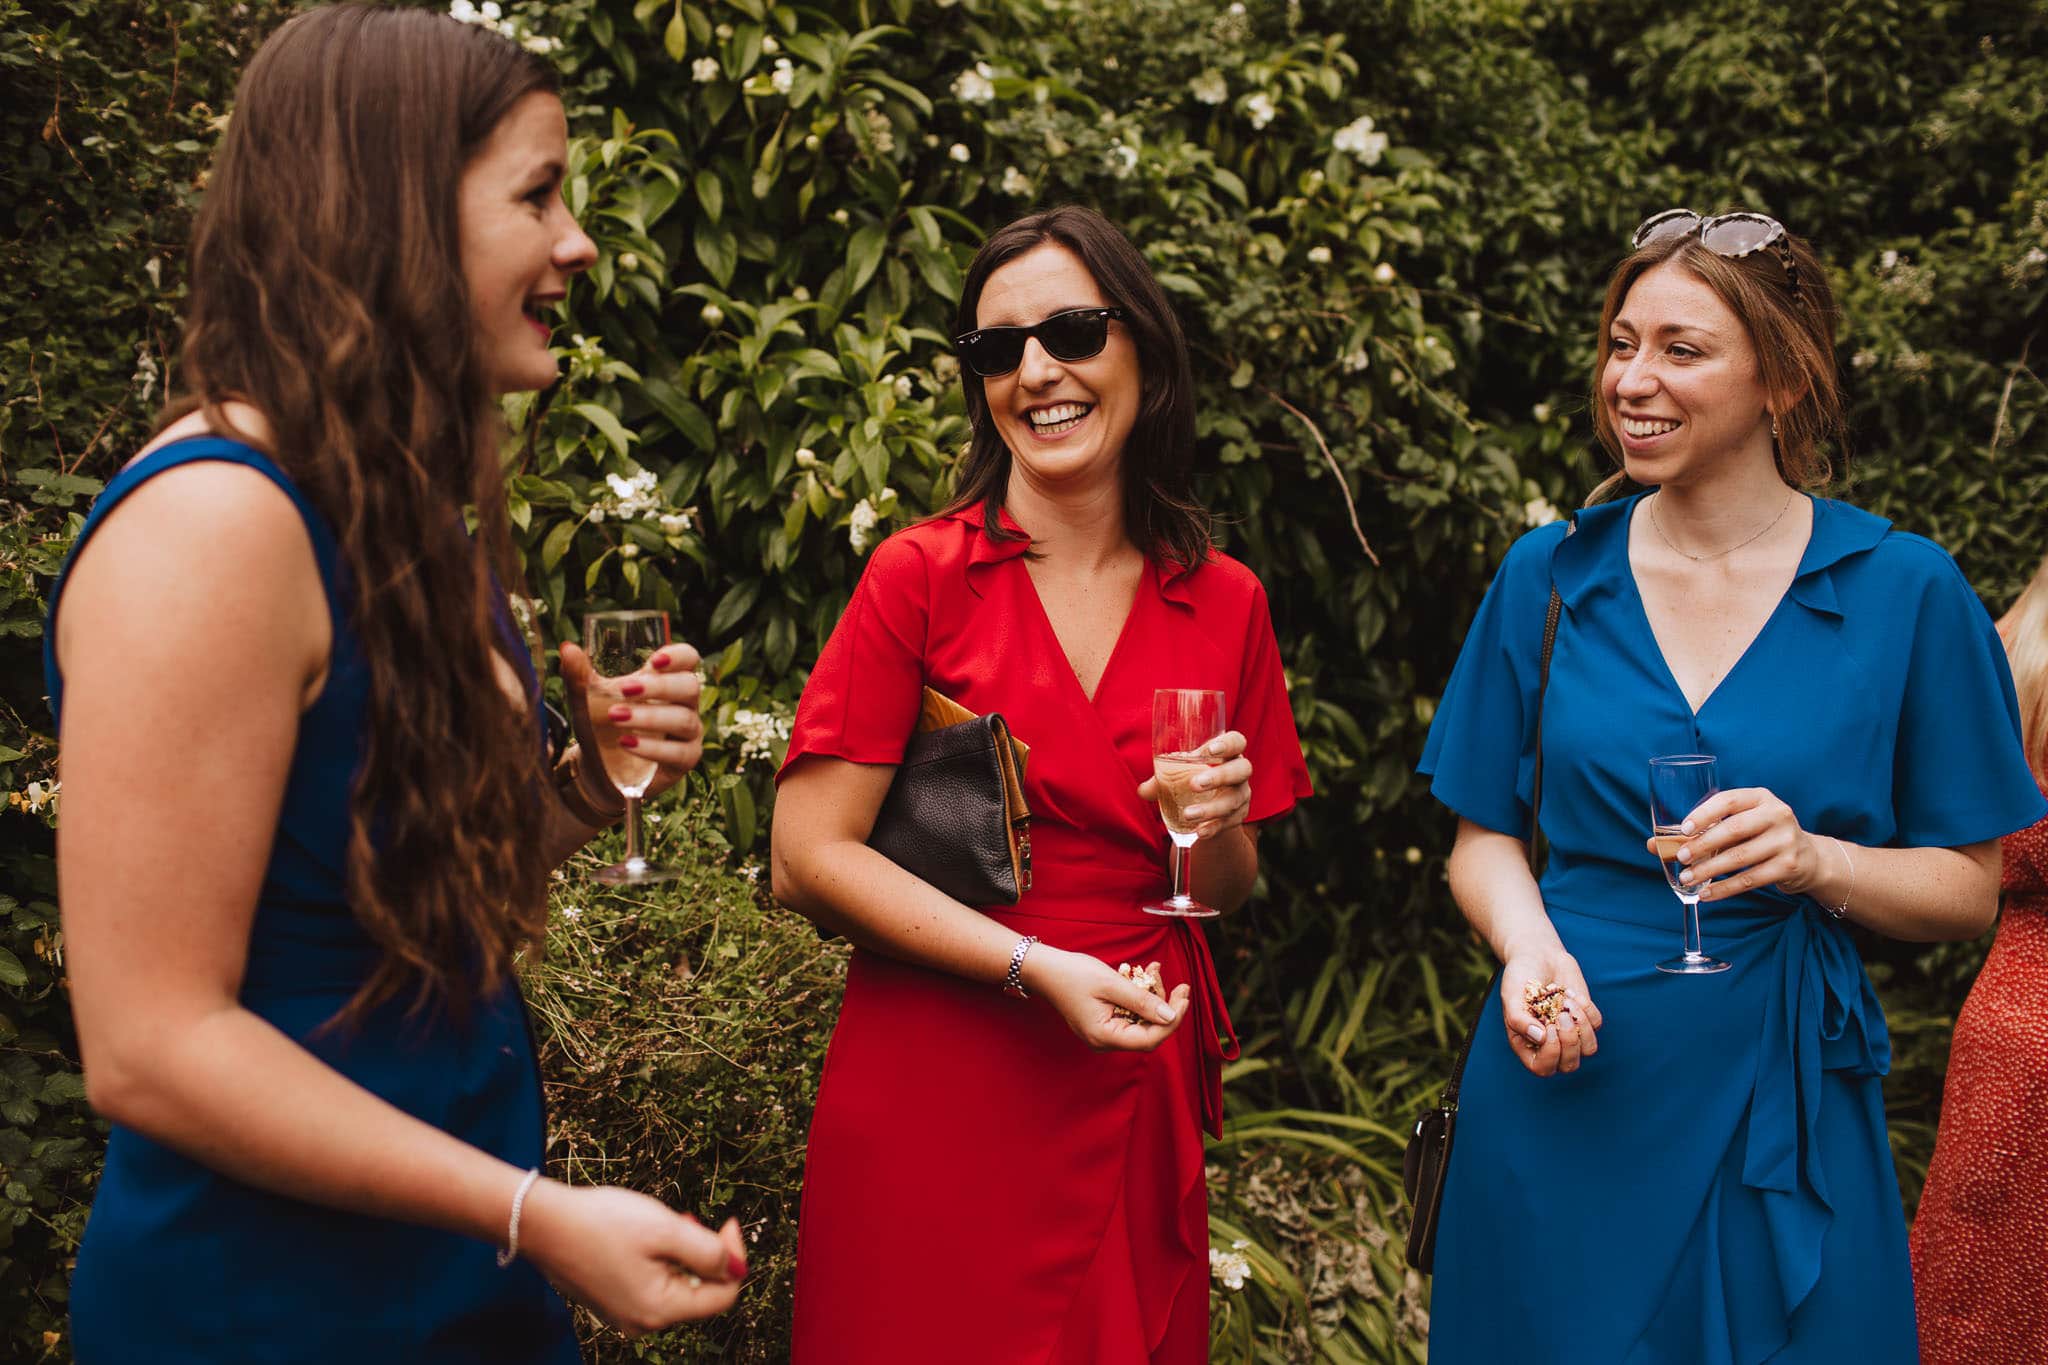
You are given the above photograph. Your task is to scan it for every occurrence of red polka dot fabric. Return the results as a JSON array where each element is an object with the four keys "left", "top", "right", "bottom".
[{"left": 1911, "top": 801, "right": 2048, "bottom": 1363}]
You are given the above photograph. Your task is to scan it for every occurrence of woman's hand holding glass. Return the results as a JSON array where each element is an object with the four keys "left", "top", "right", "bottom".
[
  {"left": 1499, "top": 947, "right": 1603, "bottom": 1077},
  {"left": 1135, "top": 729, "right": 1254, "bottom": 843},
  {"left": 558, "top": 638, "right": 705, "bottom": 801},
  {"left": 1642, "top": 786, "right": 1829, "bottom": 903}
]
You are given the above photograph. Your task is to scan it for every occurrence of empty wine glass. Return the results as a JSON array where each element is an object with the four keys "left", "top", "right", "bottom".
[
  {"left": 1649, "top": 754, "right": 1730, "bottom": 974},
  {"left": 1142, "top": 688, "right": 1227, "bottom": 919},
  {"left": 584, "top": 610, "right": 686, "bottom": 885}
]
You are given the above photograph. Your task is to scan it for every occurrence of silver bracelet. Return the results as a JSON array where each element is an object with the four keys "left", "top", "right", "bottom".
[
  {"left": 1002, "top": 935, "right": 1039, "bottom": 999},
  {"left": 1820, "top": 837, "right": 1855, "bottom": 921},
  {"left": 497, "top": 1167, "right": 543, "bottom": 1268}
]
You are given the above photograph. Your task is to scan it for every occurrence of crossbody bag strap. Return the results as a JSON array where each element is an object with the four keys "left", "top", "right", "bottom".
[{"left": 1439, "top": 516, "right": 1574, "bottom": 1109}]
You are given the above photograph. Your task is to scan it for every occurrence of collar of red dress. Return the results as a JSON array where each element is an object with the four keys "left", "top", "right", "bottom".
[
  {"left": 1550, "top": 491, "right": 1893, "bottom": 619},
  {"left": 944, "top": 501, "right": 1204, "bottom": 607}
]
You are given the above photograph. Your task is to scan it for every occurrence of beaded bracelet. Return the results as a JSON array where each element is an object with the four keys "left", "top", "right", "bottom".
[{"left": 497, "top": 1168, "right": 543, "bottom": 1268}]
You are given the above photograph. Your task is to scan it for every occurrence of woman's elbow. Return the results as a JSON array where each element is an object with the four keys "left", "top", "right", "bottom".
[{"left": 768, "top": 829, "right": 812, "bottom": 913}]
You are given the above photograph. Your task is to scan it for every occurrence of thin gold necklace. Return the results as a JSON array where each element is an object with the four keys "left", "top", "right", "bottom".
[{"left": 1647, "top": 489, "right": 1795, "bottom": 562}]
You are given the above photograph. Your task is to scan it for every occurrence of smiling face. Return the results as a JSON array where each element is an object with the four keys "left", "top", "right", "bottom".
[
  {"left": 974, "top": 242, "right": 1142, "bottom": 493},
  {"left": 1601, "top": 261, "right": 1778, "bottom": 488},
  {"left": 457, "top": 91, "right": 596, "bottom": 395}
]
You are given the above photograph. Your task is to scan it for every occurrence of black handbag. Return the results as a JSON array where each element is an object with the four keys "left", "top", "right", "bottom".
[
  {"left": 866, "top": 687, "right": 1033, "bottom": 907},
  {"left": 1403, "top": 522, "right": 1571, "bottom": 1274}
]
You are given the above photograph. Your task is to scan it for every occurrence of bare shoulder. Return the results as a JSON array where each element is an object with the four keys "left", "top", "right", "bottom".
[
  {"left": 130, "top": 401, "right": 277, "bottom": 465},
  {"left": 57, "top": 452, "right": 329, "bottom": 698}
]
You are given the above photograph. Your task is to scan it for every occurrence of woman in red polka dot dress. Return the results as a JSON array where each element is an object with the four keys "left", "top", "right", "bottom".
[{"left": 1911, "top": 549, "right": 2048, "bottom": 1363}]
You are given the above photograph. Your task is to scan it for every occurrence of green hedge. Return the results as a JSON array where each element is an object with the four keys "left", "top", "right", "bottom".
[{"left": 3, "top": 0, "right": 2043, "bottom": 1359}]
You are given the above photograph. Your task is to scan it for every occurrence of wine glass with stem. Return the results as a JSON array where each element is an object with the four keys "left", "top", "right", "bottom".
[
  {"left": 583, "top": 609, "right": 687, "bottom": 885},
  {"left": 1142, "top": 689, "right": 1228, "bottom": 919},
  {"left": 1649, "top": 754, "right": 1731, "bottom": 974}
]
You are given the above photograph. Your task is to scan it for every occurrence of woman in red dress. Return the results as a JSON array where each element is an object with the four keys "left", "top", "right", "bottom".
[
  {"left": 1911, "top": 548, "right": 2048, "bottom": 1362},
  {"left": 770, "top": 205, "right": 1311, "bottom": 1363}
]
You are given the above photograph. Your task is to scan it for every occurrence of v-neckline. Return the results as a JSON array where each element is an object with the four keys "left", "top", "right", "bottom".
[
  {"left": 1622, "top": 494, "right": 1816, "bottom": 718},
  {"left": 1018, "top": 555, "right": 1148, "bottom": 708}
]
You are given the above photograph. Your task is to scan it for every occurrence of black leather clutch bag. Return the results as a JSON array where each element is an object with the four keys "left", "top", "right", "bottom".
[{"left": 867, "top": 688, "right": 1033, "bottom": 907}]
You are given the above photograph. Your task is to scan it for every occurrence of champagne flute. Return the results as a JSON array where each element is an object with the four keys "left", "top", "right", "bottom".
[
  {"left": 1142, "top": 688, "right": 1228, "bottom": 919},
  {"left": 584, "top": 610, "right": 686, "bottom": 885},
  {"left": 1649, "top": 754, "right": 1730, "bottom": 974}
]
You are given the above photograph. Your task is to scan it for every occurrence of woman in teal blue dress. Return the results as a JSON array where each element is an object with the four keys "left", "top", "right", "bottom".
[
  {"left": 44, "top": 8, "right": 744, "bottom": 1359},
  {"left": 1418, "top": 211, "right": 2046, "bottom": 1363}
]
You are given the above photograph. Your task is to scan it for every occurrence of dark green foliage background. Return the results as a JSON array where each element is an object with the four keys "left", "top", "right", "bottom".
[{"left": 3, "top": 0, "right": 2043, "bottom": 1358}]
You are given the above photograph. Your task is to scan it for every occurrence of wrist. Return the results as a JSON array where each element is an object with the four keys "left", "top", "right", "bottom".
[{"left": 1014, "top": 939, "right": 1063, "bottom": 995}]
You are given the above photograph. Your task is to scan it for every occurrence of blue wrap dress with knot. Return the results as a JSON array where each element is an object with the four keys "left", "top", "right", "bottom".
[{"left": 1417, "top": 494, "right": 2046, "bottom": 1364}]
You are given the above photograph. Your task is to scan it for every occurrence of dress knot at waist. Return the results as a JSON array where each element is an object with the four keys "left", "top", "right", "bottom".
[
  {"left": 1741, "top": 905, "right": 1891, "bottom": 1338},
  {"left": 983, "top": 894, "right": 1239, "bottom": 1140}
]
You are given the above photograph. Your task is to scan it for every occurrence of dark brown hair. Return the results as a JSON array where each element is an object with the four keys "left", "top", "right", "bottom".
[
  {"left": 166, "top": 4, "right": 558, "bottom": 1023},
  {"left": 946, "top": 205, "right": 1211, "bottom": 572},
  {"left": 1589, "top": 218, "right": 1844, "bottom": 499}
]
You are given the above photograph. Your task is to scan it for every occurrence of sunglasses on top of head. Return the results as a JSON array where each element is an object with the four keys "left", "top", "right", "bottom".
[
  {"left": 1632, "top": 209, "right": 1801, "bottom": 297},
  {"left": 953, "top": 306, "right": 1129, "bottom": 378}
]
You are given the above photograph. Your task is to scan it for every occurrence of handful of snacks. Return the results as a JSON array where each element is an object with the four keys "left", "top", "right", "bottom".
[
  {"left": 1522, "top": 979, "right": 1569, "bottom": 1025},
  {"left": 1112, "top": 961, "right": 1164, "bottom": 1021}
]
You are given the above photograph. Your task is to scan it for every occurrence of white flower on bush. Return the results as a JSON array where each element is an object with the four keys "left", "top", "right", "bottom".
[
  {"left": 771, "top": 58, "right": 794, "bottom": 94},
  {"left": 727, "top": 708, "right": 792, "bottom": 765},
  {"left": 931, "top": 353, "right": 960, "bottom": 385},
  {"left": 831, "top": 207, "right": 851, "bottom": 225},
  {"left": 1340, "top": 348, "right": 1370, "bottom": 373},
  {"left": 132, "top": 344, "right": 159, "bottom": 405},
  {"left": 1244, "top": 93, "right": 1277, "bottom": 131},
  {"left": 9, "top": 779, "right": 60, "bottom": 817},
  {"left": 794, "top": 446, "right": 820, "bottom": 469},
  {"left": 760, "top": 34, "right": 779, "bottom": 53},
  {"left": 1307, "top": 245, "right": 1332, "bottom": 265},
  {"left": 522, "top": 33, "right": 561, "bottom": 54},
  {"left": 692, "top": 56, "right": 720, "bottom": 82},
  {"left": 1209, "top": 1240, "right": 1252, "bottom": 1292},
  {"left": 1333, "top": 113, "right": 1389, "bottom": 166},
  {"left": 1372, "top": 261, "right": 1396, "bottom": 285},
  {"left": 1000, "top": 165, "right": 1031, "bottom": 196},
  {"left": 949, "top": 142, "right": 972, "bottom": 163},
  {"left": 848, "top": 497, "right": 881, "bottom": 554},
  {"left": 1532, "top": 402, "right": 1552, "bottom": 423},
  {"left": 1524, "top": 496, "right": 1562, "bottom": 527},
  {"left": 658, "top": 511, "right": 693, "bottom": 535},
  {"left": 893, "top": 374, "right": 916, "bottom": 400},
  {"left": 952, "top": 62, "right": 996, "bottom": 105},
  {"left": 1190, "top": 70, "right": 1228, "bottom": 106},
  {"left": 1107, "top": 140, "right": 1139, "bottom": 178},
  {"left": 715, "top": 22, "right": 733, "bottom": 39},
  {"left": 700, "top": 302, "right": 725, "bottom": 326}
]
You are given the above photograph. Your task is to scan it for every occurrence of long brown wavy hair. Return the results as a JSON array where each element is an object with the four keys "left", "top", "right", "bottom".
[
  {"left": 165, "top": 4, "right": 557, "bottom": 1023},
  {"left": 947, "top": 206, "right": 1211, "bottom": 572},
  {"left": 1588, "top": 216, "right": 1844, "bottom": 503}
]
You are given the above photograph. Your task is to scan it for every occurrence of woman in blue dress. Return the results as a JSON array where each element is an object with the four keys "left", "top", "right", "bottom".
[
  {"left": 1418, "top": 210, "right": 2046, "bottom": 1363},
  {"left": 44, "top": 8, "right": 745, "bottom": 1359}
]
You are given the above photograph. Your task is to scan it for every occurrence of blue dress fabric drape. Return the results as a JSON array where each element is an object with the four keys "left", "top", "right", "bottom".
[
  {"left": 1417, "top": 493, "right": 2046, "bottom": 1365},
  {"left": 44, "top": 438, "right": 579, "bottom": 1364}
]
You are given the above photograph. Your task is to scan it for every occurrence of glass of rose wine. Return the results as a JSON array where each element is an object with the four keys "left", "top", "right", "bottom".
[
  {"left": 1649, "top": 754, "right": 1730, "bottom": 974},
  {"left": 1142, "top": 688, "right": 1227, "bottom": 919},
  {"left": 584, "top": 610, "right": 686, "bottom": 885}
]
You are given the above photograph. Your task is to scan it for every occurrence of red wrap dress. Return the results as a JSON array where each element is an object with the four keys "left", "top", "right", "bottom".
[
  {"left": 1910, "top": 794, "right": 2048, "bottom": 1363},
  {"left": 778, "top": 505, "right": 1311, "bottom": 1363}
]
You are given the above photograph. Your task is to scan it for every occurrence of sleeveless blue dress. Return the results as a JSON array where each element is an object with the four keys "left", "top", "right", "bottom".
[
  {"left": 1417, "top": 494, "right": 2046, "bottom": 1365},
  {"left": 44, "top": 438, "right": 580, "bottom": 1364}
]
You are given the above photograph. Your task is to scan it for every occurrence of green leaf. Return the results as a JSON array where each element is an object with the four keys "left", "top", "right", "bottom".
[
  {"left": 640, "top": 377, "right": 716, "bottom": 453},
  {"left": 540, "top": 519, "right": 578, "bottom": 572},
  {"left": 695, "top": 221, "right": 739, "bottom": 288},
  {"left": 708, "top": 580, "right": 762, "bottom": 638},
  {"left": 844, "top": 223, "right": 887, "bottom": 296},
  {"left": 695, "top": 168, "right": 724, "bottom": 224},
  {"left": 0, "top": 949, "right": 26, "bottom": 991},
  {"left": 664, "top": 8, "right": 688, "bottom": 61},
  {"left": 572, "top": 403, "right": 637, "bottom": 458}
]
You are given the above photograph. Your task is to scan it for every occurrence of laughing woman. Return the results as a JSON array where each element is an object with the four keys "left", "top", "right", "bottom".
[
  {"left": 771, "top": 205, "right": 1311, "bottom": 1363},
  {"left": 1417, "top": 212, "right": 2045, "bottom": 1363},
  {"left": 45, "top": 9, "right": 743, "bottom": 1360}
]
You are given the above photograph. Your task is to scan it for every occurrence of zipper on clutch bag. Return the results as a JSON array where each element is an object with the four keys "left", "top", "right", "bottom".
[{"left": 1014, "top": 819, "right": 1033, "bottom": 893}]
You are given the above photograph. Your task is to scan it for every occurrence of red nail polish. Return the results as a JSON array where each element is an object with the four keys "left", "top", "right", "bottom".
[
  {"left": 619, "top": 734, "right": 639, "bottom": 749},
  {"left": 651, "top": 653, "right": 671, "bottom": 669},
  {"left": 620, "top": 681, "right": 645, "bottom": 697},
  {"left": 608, "top": 705, "right": 632, "bottom": 722},
  {"left": 728, "top": 1253, "right": 749, "bottom": 1279}
]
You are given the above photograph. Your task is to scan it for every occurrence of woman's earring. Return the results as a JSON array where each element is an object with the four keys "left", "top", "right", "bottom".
[{"left": 1769, "top": 413, "right": 1780, "bottom": 443}]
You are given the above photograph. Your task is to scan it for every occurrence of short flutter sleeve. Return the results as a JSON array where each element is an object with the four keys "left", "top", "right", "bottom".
[
  {"left": 1886, "top": 539, "right": 2048, "bottom": 847},
  {"left": 777, "top": 533, "right": 929, "bottom": 780},
  {"left": 1416, "top": 523, "right": 1565, "bottom": 837},
  {"left": 1235, "top": 577, "right": 1314, "bottom": 825}
]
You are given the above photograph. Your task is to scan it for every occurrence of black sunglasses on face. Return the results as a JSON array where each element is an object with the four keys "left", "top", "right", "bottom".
[
  {"left": 1633, "top": 209, "right": 1800, "bottom": 297},
  {"left": 953, "top": 306, "right": 1129, "bottom": 378}
]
